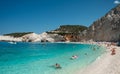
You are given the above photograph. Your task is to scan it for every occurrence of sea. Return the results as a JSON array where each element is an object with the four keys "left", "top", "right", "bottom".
[{"left": 0, "top": 42, "right": 105, "bottom": 74}]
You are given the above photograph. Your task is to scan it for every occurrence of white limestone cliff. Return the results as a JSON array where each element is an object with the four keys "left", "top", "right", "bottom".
[
  {"left": 0, "top": 36, "right": 22, "bottom": 42},
  {"left": 0, "top": 32, "right": 64, "bottom": 42}
]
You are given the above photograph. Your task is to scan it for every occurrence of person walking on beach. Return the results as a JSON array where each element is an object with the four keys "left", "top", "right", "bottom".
[{"left": 111, "top": 48, "right": 116, "bottom": 55}]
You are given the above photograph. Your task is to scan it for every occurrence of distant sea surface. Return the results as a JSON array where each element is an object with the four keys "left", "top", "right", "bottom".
[{"left": 0, "top": 42, "right": 105, "bottom": 74}]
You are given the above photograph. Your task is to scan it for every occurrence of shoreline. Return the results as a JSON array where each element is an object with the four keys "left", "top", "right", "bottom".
[
  {"left": 76, "top": 42, "right": 120, "bottom": 74},
  {"left": 0, "top": 41, "right": 119, "bottom": 74}
]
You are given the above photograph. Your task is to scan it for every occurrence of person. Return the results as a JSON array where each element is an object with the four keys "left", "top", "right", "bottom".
[
  {"left": 84, "top": 53, "right": 87, "bottom": 55},
  {"left": 93, "top": 47, "right": 96, "bottom": 51},
  {"left": 71, "top": 55, "right": 78, "bottom": 60},
  {"left": 55, "top": 63, "right": 62, "bottom": 69},
  {"left": 111, "top": 48, "right": 116, "bottom": 55}
]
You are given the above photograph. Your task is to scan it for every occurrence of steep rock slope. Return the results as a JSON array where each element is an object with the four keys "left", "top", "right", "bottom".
[{"left": 87, "top": 5, "right": 120, "bottom": 42}]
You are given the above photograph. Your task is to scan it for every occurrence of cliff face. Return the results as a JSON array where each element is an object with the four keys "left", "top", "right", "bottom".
[
  {"left": 87, "top": 4, "right": 120, "bottom": 42},
  {"left": 22, "top": 32, "right": 64, "bottom": 42},
  {"left": 47, "top": 25, "right": 88, "bottom": 42}
]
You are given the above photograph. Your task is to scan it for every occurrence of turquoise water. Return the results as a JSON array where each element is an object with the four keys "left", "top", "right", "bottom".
[{"left": 0, "top": 42, "right": 105, "bottom": 74}]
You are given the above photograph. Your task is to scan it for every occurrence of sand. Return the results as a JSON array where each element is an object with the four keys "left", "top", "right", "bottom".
[{"left": 77, "top": 42, "right": 120, "bottom": 74}]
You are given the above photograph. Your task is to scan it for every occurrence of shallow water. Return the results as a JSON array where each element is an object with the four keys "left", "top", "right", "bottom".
[{"left": 0, "top": 42, "right": 105, "bottom": 74}]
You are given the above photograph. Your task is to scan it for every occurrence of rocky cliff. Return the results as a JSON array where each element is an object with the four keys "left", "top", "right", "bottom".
[
  {"left": 87, "top": 4, "right": 120, "bottom": 42},
  {"left": 0, "top": 32, "right": 64, "bottom": 42},
  {"left": 1, "top": 5, "right": 120, "bottom": 42},
  {"left": 47, "top": 25, "right": 88, "bottom": 42}
]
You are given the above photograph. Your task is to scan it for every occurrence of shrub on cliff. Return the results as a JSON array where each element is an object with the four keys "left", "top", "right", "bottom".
[{"left": 4, "top": 32, "right": 33, "bottom": 37}]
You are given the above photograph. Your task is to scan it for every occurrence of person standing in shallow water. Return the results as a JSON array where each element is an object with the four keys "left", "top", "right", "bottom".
[
  {"left": 85, "top": 53, "right": 88, "bottom": 55},
  {"left": 55, "top": 63, "right": 62, "bottom": 69}
]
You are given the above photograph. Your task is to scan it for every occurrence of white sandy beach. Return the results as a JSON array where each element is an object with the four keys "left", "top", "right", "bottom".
[{"left": 77, "top": 42, "right": 120, "bottom": 74}]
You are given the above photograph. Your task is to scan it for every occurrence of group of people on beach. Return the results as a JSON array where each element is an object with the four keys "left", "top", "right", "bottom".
[
  {"left": 94, "top": 42, "right": 117, "bottom": 56},
  {"left": 54, "top": 42, "right": 118, "bottom": 69},
  {"left": 106, "top": 42, "right": 116, "bottom": 55}
]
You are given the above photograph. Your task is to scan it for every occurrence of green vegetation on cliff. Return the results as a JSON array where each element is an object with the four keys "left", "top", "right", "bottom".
[
  {"left": 4, "top": 32, "right": 33, "bottom": 37},
  {"left": 56, "top": 25, "right": 87, "bottom": 32},
  {"left": 47, "top": 25, "right": 88, "bottom": 35}
]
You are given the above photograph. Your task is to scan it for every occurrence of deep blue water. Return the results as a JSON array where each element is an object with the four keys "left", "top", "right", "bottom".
[{"left": 0, "top": 42, "right": 105, "bottom": 74}]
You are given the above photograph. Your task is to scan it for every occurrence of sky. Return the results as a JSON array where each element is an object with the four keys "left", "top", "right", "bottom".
[{"left": 0, "top": 0, "right": 119, "bottom": 34}]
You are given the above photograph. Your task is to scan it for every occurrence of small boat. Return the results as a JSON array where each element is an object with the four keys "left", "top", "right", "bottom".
[{"left": 8, "top": 41, "right": 16, "bottom": 44}]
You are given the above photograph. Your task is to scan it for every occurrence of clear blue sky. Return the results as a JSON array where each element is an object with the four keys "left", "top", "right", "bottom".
[{"left": 0, "top": 0, "right": 117, "bottom": 34}]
